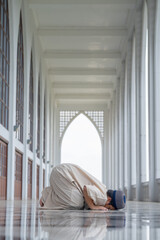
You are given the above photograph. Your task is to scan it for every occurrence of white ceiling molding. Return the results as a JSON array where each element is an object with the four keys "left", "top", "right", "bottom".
[
  {"left": 48, "top": 68, "right": 116, "bottom": 76},
  {"left": 43, "top": 50, "right": 121, "bottom": 59},
  {"left": 29, "top": 0, "right": 136, "bottom": 8},
  {"left": 58, "top": 103, "right": 108, "bottom": 111},
  {"left": 38, "top": 27, "right": 127, "bottom": 37},
  {"left": 55, "top": 93, "right": 111, "bottom": 100},
  {"left": 52, "top": 82, "right": 114, "bottom": 89}
]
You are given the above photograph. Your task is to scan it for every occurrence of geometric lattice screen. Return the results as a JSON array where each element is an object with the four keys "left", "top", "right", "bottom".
[
  {"left": 59, "top": 110, "right": 104, "bottom": 139},
  {"left": 84, "top": 111, "right": 104, "bottom": 138},
  {"left": 60, "top": 111, "right": 79, "bottom": 138}
]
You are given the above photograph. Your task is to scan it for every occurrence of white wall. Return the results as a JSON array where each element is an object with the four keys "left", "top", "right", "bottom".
[{"left": 0, "top": 0, "right": 51, "bottom": 200}]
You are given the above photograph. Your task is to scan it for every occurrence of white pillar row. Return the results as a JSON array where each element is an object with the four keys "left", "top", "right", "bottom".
[
  {"left": 119, "top": 61, "right": 125, "bottom": 191},
  {"left": 126, "top": 39, "right": 132, "bottom": 200},
  {"left": 147, "top": 0, "right": 158, "bottom": 202},
  {"left": 135, "top": 6, "right": 143, "bottom": 201}
]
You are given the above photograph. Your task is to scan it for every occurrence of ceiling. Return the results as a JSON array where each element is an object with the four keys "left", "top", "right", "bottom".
[{"left": 29, "top": 0, "right": 136, "bottom": 106}]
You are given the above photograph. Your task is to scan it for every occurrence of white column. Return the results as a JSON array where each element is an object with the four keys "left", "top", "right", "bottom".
[
  {"left": 147, "top": 0, "right": 158, "bottom": 201},
  {"left": 49, "top": 95, "right": 54, "bottom": 176},
  {"left": 103, "top": 106, "right": 108, "bottom": 186},
  {"left": 116, "top": 79, "right": 120, "bottom": 190},
  {"left": 155, "top": 0, "right": 160, "bottom": 181},
  {"left": 22, "top": 39, "right": 31, "bottom": 200},
  {"left": 135, "top": 7, "right": 143, "bottom": 201},
  {"left": 7, "top": 1, "right": 21, "bottom": 200},
  {"left": 124, "top": 60, "right": 128, "bottom": 193},
  {"left": 110, "top": 101, "right": 113, "bottom": 188},
  {"left": 39, "top": 75, "right": 44, "bottom": 197},
  {"left": 106, "top": 106, "right": 110, "bottom": 188},
  {"left": 32, "top": 43, "right": 39, "bottom": 200},
  {"left": 140, "top": 1, "right": 148, "bottom": 188},
  {"left": 126, "top": 40, "right": 132, "bottom": 200},
  {"left": 119, "top": 61, "right": 125, "bottom": 191},
  {"left": 108, "top": 103, "right": 112, "bottom": 188},
  {"left": 130, "top": 36, "right": 137, "bottom": 191},
  {"left": 53, "top": 103, "right": 60, "bottom": 166},
  {"left": 114, "top": 82, "right": 119, "bottom": 189},
  {"left": 113, "top": 92, "right": 116, "bottom": 189},
  {"left": 118, "top": 77, "right": 121, "bottom": 190},
  {"left": 111, "top": 97, "right": 115, "bottom": 189},
  {"left": 22, "top": 60, "right": 30, "bottom": 199},
  {"left": 44, "top": 80, "right": 50, "bottom": 187}
]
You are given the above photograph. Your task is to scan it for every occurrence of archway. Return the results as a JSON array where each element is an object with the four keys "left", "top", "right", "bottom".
[{"left": 61, "top": 113, "right": 102, "bottom": 181}]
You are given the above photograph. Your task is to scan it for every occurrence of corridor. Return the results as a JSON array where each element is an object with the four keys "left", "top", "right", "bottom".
[{"left": 0, "top": 0, "right": 160, "bottom": 239}]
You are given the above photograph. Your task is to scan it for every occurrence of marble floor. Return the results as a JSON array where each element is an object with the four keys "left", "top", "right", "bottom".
[{"left": 0, "top": 201, "right": 160, "bottom": 239}]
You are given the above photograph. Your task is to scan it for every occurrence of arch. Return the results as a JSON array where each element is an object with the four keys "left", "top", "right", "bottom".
[
  {"left": 61, "top": 113, "right": 102, "bottom": 181},
  {"left": 60, "top": 111, "right": 103, "bottom": 145}
]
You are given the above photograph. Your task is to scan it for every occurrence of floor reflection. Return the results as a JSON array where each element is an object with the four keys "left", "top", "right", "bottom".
[
  {"left": 0, "top": 201, "right": 160, "bottom": 239},
  {"left": 39, "top": 210, "right": 126, "bottom": 239}
]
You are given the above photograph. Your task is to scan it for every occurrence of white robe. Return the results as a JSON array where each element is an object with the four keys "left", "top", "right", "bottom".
[{"left": 41, "top": 163, "right": 107, "bottom": 209}]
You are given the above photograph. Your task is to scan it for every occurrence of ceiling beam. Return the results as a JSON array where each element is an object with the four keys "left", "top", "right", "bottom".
[
  {"left": 29, "top": 0, "right": 136, "bottom": 8},
  {"left": 38, "top": 27, "right": 127, "bottom": 37},
  {"left": 44, "top": 50, "right": 121, "bottom": 59},
  {"left": 48, "top": 68, "right": 116, "bottom": 76},
  {"left": 55, "top": 93, "right": 111, "bottom": 100},
  {"left": 52, "top": 82, "right": 114, "bottom": 89}
]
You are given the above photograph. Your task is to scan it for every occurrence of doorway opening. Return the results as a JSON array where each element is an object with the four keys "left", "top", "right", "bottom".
[{"left": 61, "top": 113, "right": 102, "bottom": 181}]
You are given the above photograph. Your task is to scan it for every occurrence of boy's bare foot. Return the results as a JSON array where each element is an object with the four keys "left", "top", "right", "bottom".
[{"left": 39, "top": 197, "right": 44, "bottom": 207}]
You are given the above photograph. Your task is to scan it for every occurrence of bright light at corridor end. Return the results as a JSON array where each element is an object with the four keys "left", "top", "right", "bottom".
[{"left": 61, "top": 114, "right": 102, "bottom": 181}]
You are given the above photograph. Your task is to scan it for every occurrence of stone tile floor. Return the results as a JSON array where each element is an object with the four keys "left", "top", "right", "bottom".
[{"left": 0, "top": 200, "right": 160, "bottom": 239}]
